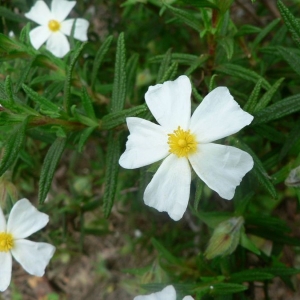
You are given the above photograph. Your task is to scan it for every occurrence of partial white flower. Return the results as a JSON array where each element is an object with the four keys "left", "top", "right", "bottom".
[
  {"left": 119, "top": 75, "right": 254, "bottom": 221},
  {"left": 0, "top": 199, "right": 55, "bottom": 292},
  {"left": 134, "top": 285, "right": 194, "bottom": 300},
  {"left": 25, "top": 0, "right": 89, "bottom": 58}
]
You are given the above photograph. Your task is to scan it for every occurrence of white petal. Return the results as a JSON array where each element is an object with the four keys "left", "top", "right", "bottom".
[
  {"left": 25, "top": 1, "right": 52, "bottom": 25},
  {"left": 61, "top": 19, "right": 89, "bottom": 41},
  {"left": 119, "top": 117, "right": 169, "bottom": 169},
  {"left": 7, "top": 199, "right": 49, "bottom": 239},
  {"left": 145, "top": 75, "right": 191, "bottom": 131},
  {"left": 144, "top": 155, "right": 191, "bottom": 221},
  {"left": 0, "top": 252, "right": 12, "bottom": 292},
  {"left": 46, "top": 32, "right": 70, "bottom": 57},
  {"left": 183, "top": 297, "right": 194, "bottom": 300},
  {"left": 11, "top": 239, "right": 55, "bottom": 276},
  {"left": 0, "top": 206, "right": 6, "bottom": 232},
  {"left": 51, "top": 0, "right": 76, "bottom": 22},
  {"left": 29, "top": 26, "right": 51, "bottom": 50},
  {"left": 189, "top": 143, "right": 253, "bottom": 200},
  {"left": 134, "top": 285, "right": 177, "bottom": 300},
  {"left": 190, "top": 87, "right": 253, "bottom": 143}
]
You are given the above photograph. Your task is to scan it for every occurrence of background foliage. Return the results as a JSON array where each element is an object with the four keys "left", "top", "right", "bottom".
[{"left": 1, "top": 0, "right": 300, "bottom": 299}]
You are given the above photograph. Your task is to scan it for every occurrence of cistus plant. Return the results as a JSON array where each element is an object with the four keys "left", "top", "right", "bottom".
[{"left": 0, "top": 0, "right": 300, "bottom": 299}]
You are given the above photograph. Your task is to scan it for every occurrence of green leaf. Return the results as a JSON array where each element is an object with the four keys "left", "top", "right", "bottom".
[
  {"left": 219, "top": 37, "right": 234, "bottom": 60},
  {"left": 111, "top": 33, "right": 126, "bottom": 112},
  {"left": 277, "top": 0, "right": 300, "bottom": 48},
  {"left": 252, "top": 93, "right": 300, "bottom": 125},
  {"left": 0, "top": 118, "right": 28, "bottom": 177},
  {"left": 14, "top": 60, "right": 34, "bottom": 93},
  {"left": 230, "top": 269, "right": 273, "bottom": 283},
  {"left": 161, "top": 61, "right": 178, "bottom": 82},
  {"left": 235, "top": 24, "right": 261, "bottom": 37},
  {"left": 149, "top": 53, "right": 198, "bottom": 65},
  {"left": 38, "top": 137, "right": 67, "bottom": 203},
  {"left": 184, "top": 54, "right": 209, "bottom": 76},
  {"left": 151, "top": 238, "right": 181, "bottom": 264},
  {"left": 280, "top": 122, "right": 300, "bottom": 160},
  {"left": 5, "top": 76, "right": 14, "bottom": 104},
  {"left": 78, "top": 126, "right": 97, "bottom": 153},
  {"left": 63, "top": 42, "right": 86, "bottom": 114},
  {"left": 157, "top": 48, "right": 172, "bottom": 83},
  {"left": 254, "top": 124, "right": 285, "bottom": 143},
  {"left": 216, "top": 64, "right": 271, "bottom": 89},
  {"left": 277, "top": 46, "right": 300, "bottom": 76},
  {"left": 234, "top": 139, "right": 277, "bottom": 198},
  {"left": 22, "top": 84, "right": 61, "bottom": 116},
  {"left": 210, "top": 283, "right": 247, "bottom": 295},
  {"left": 252, "top": 18, "right": 280, "bottom": 49},
  {"left": 194, "top": 177, "right": 204, "bottom": 210},
  {"left": 240, "top": 231, "right": 261, "bottom": 255},
  {"left": 262, "top": 266, "right": 300, "bottom": 277},
  {"left": 254, "top": 77, "right": 284, "bottom": 112},
  {"left": 243, "top": 79, "right": 262, "bottom": 113},
  {"left": 102, "top": 104, "right": 148, "bottom": 130},
  {"left": 103, "top": 132, "right": 121, "bottom": 217},
  {"left": 166, "top": 5, "right": 202, "bottom": 33},
  {"left": 182, "top": 0, "right": 219, "bottom": 9},
  {"left": 126, "top": 53, "right": 139, "bottom": 98},
  {"left": 0, "top": 6, "right": 27, "bottom": 22},
  {"left": 195, "top": 211, "right": 233, "bottom": 228},
  {"left": 91, "top": 35, "right": 113, "bottom": 89},
  {"left": 81, "top": 87, "right": 96, "bottom": 120}
]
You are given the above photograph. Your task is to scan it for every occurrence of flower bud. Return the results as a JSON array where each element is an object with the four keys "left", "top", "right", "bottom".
[
  {"left": 205, "top": 216, "right": 244, "bottom": 260},
  {"left": 285, "top": 165, "right": 300, "bottom": 187}
]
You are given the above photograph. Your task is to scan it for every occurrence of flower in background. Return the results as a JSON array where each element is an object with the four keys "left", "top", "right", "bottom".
[
  {"left": 0, "top": 198, "right": 55, "bottom": 292},
  {"left": 134, "top": 285, "right": 194, "bottom": 300},
  {"left": 119, "top": 75, "right": 254, "bottom": 221},
  {"left": 25, "top": 0, "right": 89, "bottom": 58}
]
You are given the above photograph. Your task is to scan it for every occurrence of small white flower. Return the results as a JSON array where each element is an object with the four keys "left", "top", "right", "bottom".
[
  {"left": 119, "top": 75, "right": 254, "bottom": 221},
  {"left": 0, "top": 199, "right": 55, "bottom": 292},
  {"left": 134, "top": 285, "right": 194, "bottom": 300},
  {"left": 25, "top": 0, "right": 89, "bottom": 58}
]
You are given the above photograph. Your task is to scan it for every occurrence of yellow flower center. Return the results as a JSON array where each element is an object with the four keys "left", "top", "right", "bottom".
[
  {"left": 168, "top": 126, "right": 197, "bottom": 157},
  {"left": 0, "top": 232, "right": 14, "bottom": 252},
  {"left": 48, "top": 20, "right": 61, "bottom": 32}
]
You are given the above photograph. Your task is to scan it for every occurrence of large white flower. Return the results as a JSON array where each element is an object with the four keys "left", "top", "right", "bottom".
[
  {"left": 25, "top": 0, "right": 89, "bottom": 58},
  {"left": 0, "top": 199, "right": 55, "bottom": 292},
  {"left": 134, "top": 285, "right": 194, "bottom": 300},
  {"left": 119, "top": 75, "right": 254, "bottom": 221}
]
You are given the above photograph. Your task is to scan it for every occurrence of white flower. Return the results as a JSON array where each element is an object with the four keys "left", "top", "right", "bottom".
[
  {"left": 119, "top": 75, "right": 254, "bottom": 221},
  {"left": 25, "top": 0, "right": 89, "bottom": 58},
  {"left": 134, "top": 285, "right": 194, "bottom": 300},
  {"left": 0, "top": 199, "right": 55, "bottom": 292}
]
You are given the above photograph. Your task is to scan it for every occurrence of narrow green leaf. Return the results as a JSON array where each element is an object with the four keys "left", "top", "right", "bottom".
[
  {"left": 280, "top": 122, "right": 300, "bottom": 160},
  {"left": 39, "top": 137, "right": 67, "bottom": 203},
  {"left": 254, "top": 78, "right": 284, "bottom": 112},
  {"left": 182, "top": 0, "right": 219, "bottom": 9},
  {"left": 194, "top": 177, "right": 204, "bottom": 210},
  {"left": 0, "top": 118, "right": 28, "bottom": 177},
  {"left": 252, "top": 93, "right": 300, "bottom": 125},
  {"left": 277, "top": 46, "right": 300, "bottom": 76},
  {"left": 19, "top": 22, "right": 31, "bottom": 44},
  {"left": 230, "top": 270, "right": 273, "bottom": 283},
  {"left": 234, "top": 139, "right": 277, "bottom": 198},
  {"left": 22, "top": 84, "right": 61, "bottom": 115},
  {"left": 157, "top": 48, "right": 172, "bottom": 83},
  {"left": 44, "top": 81, "right": 65, "bottom": 101},
  {"left": 14, "top": 60, "right": 34, "bottom": 93},
  {"left": 220, "top": 37, "right": 234, "bottom": 60},
  {"left": 81, "top": 87, "right": 96, "bottom": 120},
  {"left": 252, "top": 18, "right": 280, "bottom": 48},
  {"left": 240, "top": 231, "right": 261, "bottom": 255},
  {"left": 277, "top": 0, "right": 300, "bottom": 48},
  {"left": 91, "top": 35, "right": 113, "bottom": 89},
  {"left": 262, "top": 266, "right": 300, "bottom": 277},
  {"left": 151, "top": 238, "right": 181, "bottom": 264},
  {"left": 111, "top": 33, "right": 126, "bottom": 112},
  {"left": 210, "top": 283, "right": 247, "bottom": 295},
  {"left": 5, "top": 76, "right": 14, "bottom": 104},
  {"left": 0, "top": 6, "right": 27, "bottom": 22},
  {"left": 149, "top": 53, "right": 198, "bottom": 65},
  {"left": 78, "top": 126, "right": 97, "bottom": 153},
  {"left": 184, "top": 54, "right": 209, "bottom": 76},
  {"left": 166, "top": 5, "right": 201, "bottom": 33},
  {"left": 254, "top": 124, "right": 285, "bottom": 143},
  {"left": 235, "top": 24, "right": 261, "bottom": 37},
  {"left": 103, "top": 132, "right": 121, "bottom": 217},
  {"left": 216, "top": 64, "right": 271, "bottom": 89},
  {"left": 102, "top": 104, "right": 148, "bottom": 130},
  {"left": 63, "top": 42, "right": 86, "bottom": 114},
  {"left": 243, "top": 79, "right": 262, "bottom": 113},
  {"left": 126, "top": 53, "right": 139, "bottom": 98},
  {"left": 161, "top": 62, "right": 178, "bottom": 82}
]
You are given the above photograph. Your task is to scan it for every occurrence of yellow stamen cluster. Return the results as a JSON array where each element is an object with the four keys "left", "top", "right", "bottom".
[
  {"left": 48, "top": 19, "right": 61, "bottom": 32},
  {"left": 168, "top": 126, "right": 197, "bottom": 157},
  {"left": 0, "top": 232, "right": 14, "bottom": 252}
]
